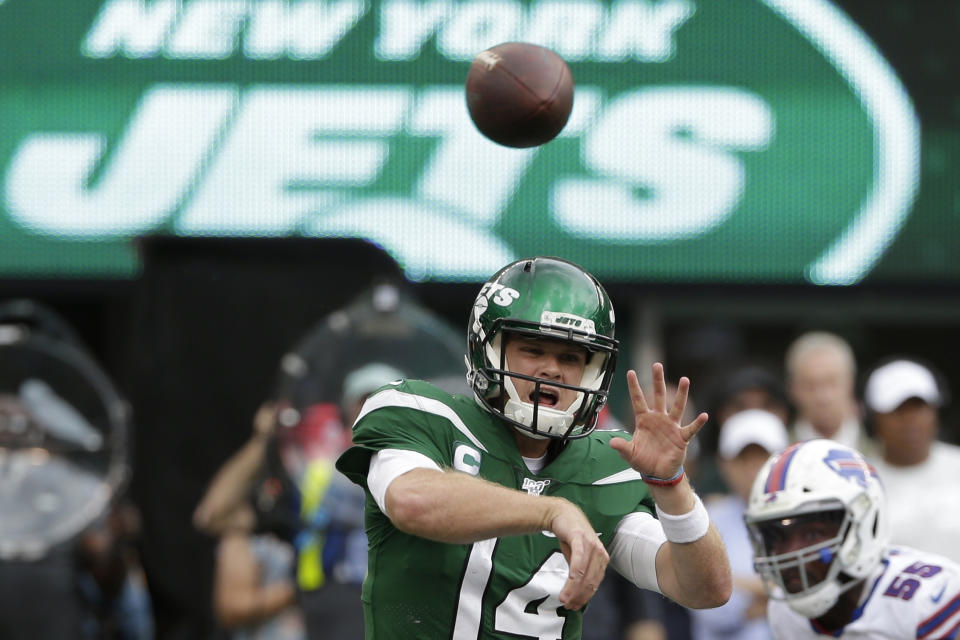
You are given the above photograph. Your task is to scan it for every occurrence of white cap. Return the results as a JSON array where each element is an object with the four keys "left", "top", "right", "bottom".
[
  {"left": 718, "top": 409, "right": 789, "bottom": 460},
  {"left": 864, "top": 359, "right": 942, "bottom": 413},
  {"left": 342, "top": 362, "right": 405, "bottom": 406}
]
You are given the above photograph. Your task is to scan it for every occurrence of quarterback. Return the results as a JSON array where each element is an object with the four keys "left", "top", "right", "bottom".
[
  {"left": 336, "top": 257, "right": 731, "bottom": 639},
  {"left": 745, "top": 439, "right": 960, "bottom": 639}
]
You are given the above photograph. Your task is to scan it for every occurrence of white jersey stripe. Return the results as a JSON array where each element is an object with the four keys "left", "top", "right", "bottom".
[
  {"left": 452, "top": 538, "right": 497, "bottom": 640},
  {"left": 593, "top": 468, "right": 644, "bottom": 485},
  {"left": 357, "top": 388, "right": 489, "bottom": 453},
  {"left": 920, "top": 596, "right": 960, "bottom": 639}
]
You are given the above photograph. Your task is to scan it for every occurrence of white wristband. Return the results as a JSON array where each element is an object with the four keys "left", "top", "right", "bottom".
[{"left": 655, "top": 494, "right": 710, "bottom": 544}]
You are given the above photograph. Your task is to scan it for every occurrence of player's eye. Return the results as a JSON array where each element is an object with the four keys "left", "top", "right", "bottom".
[
  {"left": 759, "top": 524, "right": 787, "bottom": 546},
  {"left": 560, "top": 349, "right": 588, "bottom": 363}
]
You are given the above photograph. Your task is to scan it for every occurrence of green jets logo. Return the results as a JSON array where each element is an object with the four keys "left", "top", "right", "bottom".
[{"left": 0, "top": 0, "right": 919, "bottom": 284}]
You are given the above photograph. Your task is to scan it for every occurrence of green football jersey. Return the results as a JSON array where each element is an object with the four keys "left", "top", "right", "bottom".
[{"left": 336, "top": 379, "right": 656, "bottom": 640}]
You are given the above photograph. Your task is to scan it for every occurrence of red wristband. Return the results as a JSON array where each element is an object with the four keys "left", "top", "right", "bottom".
[{"left": 640, "top": 466, "right": 685, "bottom": 487}]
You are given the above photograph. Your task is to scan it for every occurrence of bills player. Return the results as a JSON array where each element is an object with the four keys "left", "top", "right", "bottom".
[{"left": 745, "top": 439, "right": 960, "bottom": 638}]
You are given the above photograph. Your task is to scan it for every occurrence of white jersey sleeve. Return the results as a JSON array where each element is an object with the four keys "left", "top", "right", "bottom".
[
  {"left": 607, "top": 510, "right": 667, "bottom": 593},
  {"left": 767, "top": 546, "right": 960, "bottom": 639},
  {"left": 367, "top": 448, "right": 443, "bottom": 515}
]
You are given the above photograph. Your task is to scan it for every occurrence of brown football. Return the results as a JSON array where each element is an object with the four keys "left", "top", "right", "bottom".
[{"left": 465, "top": 42, "right": 574, "bottom": 148}]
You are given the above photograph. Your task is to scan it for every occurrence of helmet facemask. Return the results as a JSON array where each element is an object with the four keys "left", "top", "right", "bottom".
[
  {"left": 472, "top": 319, "right": 616, "bottom": 440},
  {"left": 749, "top": 505, "right": 860, "bottom": 618}
]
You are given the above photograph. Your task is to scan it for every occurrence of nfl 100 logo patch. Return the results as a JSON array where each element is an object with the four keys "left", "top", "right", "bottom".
[{"left": 522, "top": 477, "right": 551, "bottom": 496}]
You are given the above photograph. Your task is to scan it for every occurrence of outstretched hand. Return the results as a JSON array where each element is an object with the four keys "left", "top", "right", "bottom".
[{"left": 609, "top": 363, "right": 707, "bottom": 479}]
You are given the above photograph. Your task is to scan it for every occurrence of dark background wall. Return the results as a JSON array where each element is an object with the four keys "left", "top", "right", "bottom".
[{"left": 126, "top": 237, "right": 407, "bottom": 638}]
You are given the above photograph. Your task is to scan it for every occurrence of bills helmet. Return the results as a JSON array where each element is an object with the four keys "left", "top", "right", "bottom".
[
  {"left": 744, "top": 439, "right": 888, "bottom": 618},
  {"left": 466, "top": 257, "right": 618, "bottom": 440}
]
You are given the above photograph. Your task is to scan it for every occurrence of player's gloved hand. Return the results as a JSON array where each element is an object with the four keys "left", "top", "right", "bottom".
[
  {"left": 545, "top": 497, "right": 609, "bottom": 611},
  {"left": 609, "top": 363, "right": 707, "bottom": 481}
]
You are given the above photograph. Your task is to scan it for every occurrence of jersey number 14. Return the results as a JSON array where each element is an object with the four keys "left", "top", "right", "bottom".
[{"left": 452, "top": 538, "right": 570, "bottom": 640}]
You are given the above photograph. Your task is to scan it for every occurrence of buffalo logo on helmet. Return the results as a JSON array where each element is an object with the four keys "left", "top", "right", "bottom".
[{"left": 822, "top": 448, "right": 879, "bottom": 489}]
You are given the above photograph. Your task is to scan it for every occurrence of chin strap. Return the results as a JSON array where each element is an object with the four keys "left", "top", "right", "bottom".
[{"left": 503, "top": 397, "right": 574, "bottom": 436}]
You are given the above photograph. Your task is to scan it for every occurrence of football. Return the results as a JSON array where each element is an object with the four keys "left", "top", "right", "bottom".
[{"left": 465, "top": 42, "right": 574, "bottom": 148}]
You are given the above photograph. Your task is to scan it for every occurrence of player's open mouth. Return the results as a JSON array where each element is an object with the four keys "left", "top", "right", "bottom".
[
  {"left": 781, "top": 568, "right": 806, "bottom": 594},
  {"left": 532, "top": 388, "right": 559, "bottom": 407}
]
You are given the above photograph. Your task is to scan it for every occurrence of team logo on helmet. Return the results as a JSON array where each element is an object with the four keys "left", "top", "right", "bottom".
[
  {"left": 823, "top": 449, "right": 878, "bottom": 489},
  {"left": 540, "top": 311, "right": 595, "bottom": 335},
  {"left": 471, "top": 294, "right": 488, "bottom": 334},
  {"left": 477, "top": 282, "right": 521, "bottom": 307}
]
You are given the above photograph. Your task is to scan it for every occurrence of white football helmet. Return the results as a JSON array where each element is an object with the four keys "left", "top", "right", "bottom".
[{"left": 744, "top": 439, "right": 888, "bottom": 618}]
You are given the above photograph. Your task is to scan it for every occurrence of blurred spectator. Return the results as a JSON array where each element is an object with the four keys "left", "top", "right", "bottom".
[
  {"left": 339, "top": 362, "right": 405, "bottom": 427},
  {"left": 76, "top": 501, "right": 155, "bottom": 640},
  {"left": 213, "top": 519, "right": 302, "bottom": 640},
  {"left": 199, "top": 404, "right": 306, "bottom": 640},
  {"left": 287, "top": 363, "right": 403, "bottom": 639},
  {"left": 193, "top": 402, "right": 280, "bottom": 537},
  {"left": 0, "top": 501, "right": 154, "bottom": 640},
  {"left": 710, "top": 365, "right": 791, "bottom": 429},
  {"left": 863, "top": 358, "right": 960, "bottom": 563},
  {"left": 0, "top": 299, "right": 150, "bottom": 640},
  {"left": 194, "top": 362, "right": 405, "bottom": 639},
  {"left": 784, "top": 331, "right": 875, "bottom": 456},
  {"left": 699, "top": 364, "right": 791, "bottom": 495},
  {"left": 583, "top": 569, "right": 668, "bottom": 640},
  {"left": 196, "top": 282, "right": 466, "bottom": 639},
  {"left": 689, "top": 409, "right": 787, "bottom": 640}
]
